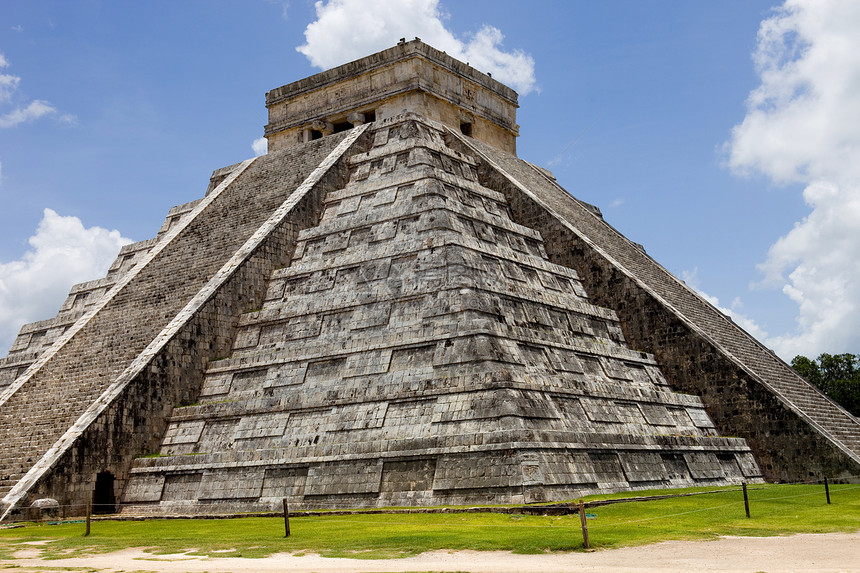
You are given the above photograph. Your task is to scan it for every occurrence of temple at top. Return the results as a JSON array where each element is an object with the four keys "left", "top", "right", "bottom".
[{"left": 263, "top": 39, "right": 519, "bottom": 154}]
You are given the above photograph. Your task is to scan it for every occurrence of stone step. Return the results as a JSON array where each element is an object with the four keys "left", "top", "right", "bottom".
[
  {"left": 466, "top": 137, "right": 859, "bottom": 466},
  {"left": 0, "top": 131, "right": 360, "bottom": 505}
]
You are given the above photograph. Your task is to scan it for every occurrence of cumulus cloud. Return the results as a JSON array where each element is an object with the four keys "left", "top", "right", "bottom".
[
  {"left": 252, "top": 137, "right": 268, "bottom": 156},
  {"left": 296, "top": 0, "right": 536, "bottom": 95},
  {"left": 0, "top": 99, "right": 57, "bottom": 128},
  {"left": 0, "top": 209, "right": 132, "bottom": 353},
  {"left": 0, "top": 53, "right": 68, "bottom": 128},
  {"left": 0, "top": 56, "right": 20, "bottom": 104},
  {"left": 726, "top": 0, "right": 860, "bottom": 359}
]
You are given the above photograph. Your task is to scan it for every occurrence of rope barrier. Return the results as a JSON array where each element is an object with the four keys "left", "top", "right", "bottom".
[
  {"left": 20, "top": 476, "right": 857, "bottom": 512},
  {"left": 747, "top": 483, "right": 860, "bottom": 503},
  {"left": 587, "top": 501, "right": 741, "bottom": 530},
  {"left": 6, "top": 478, "right": 859, "bottom": 532}
]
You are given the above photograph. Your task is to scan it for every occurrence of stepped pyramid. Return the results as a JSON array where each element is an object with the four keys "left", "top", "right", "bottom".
[{"left": 1, "top": 40, "right": 857, "bottom": 518}]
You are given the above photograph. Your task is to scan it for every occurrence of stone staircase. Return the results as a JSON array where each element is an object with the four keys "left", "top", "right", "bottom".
[
  {"left": 0, "top": 130, "right": 363, "bottom": 511},
  {"left": 463, "top": 135, "right": 860, "bottom": 470},
  {"left": 0, "top": 200, "right": 202, "bottom": 389},
  {"left": 119, "top": 115, "right": 759, "bottom": 514}
]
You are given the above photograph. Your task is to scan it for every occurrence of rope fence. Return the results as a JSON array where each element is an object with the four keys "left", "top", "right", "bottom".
[{"left": 2, "top": 475, "right": 858, "bottom": 549}]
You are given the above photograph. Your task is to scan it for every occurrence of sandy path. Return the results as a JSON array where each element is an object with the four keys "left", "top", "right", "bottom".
[{"left": 1, "top": 531, "right": 857, "bottom": 572}]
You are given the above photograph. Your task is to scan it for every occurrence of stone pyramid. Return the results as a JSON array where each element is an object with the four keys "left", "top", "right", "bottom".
[{"left": 1, "top": 40, "right": 857, "bottom": 518}]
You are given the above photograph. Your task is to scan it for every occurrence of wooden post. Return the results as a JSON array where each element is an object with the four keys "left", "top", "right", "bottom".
[
  {"left": 84, "top": 502, "right": 91, "bottom": 536},
  {"left": 742, "top": 482, "right": 750, "bottom": 518},
  {"left": 824, "top": 477, "right": 831, "bottom": 504},
  {"left": 283, "top": 498, "right": 291, "bottom": 537},
  {"left": 578, "top": 499, "right": 590, "bottom": 549}
]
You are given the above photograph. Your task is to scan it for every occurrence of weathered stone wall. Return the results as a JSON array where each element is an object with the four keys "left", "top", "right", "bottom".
[
  {"left": 27, "top": 215, "right": 316, "bottom": 511},
  {"left": 461, "top": 134, "right": 860, "bottom": 482},
  {"left": 0, "top": 128, "right": 369, "bottom": 517},
  {"left": 118, "top": 116, "right": 758, "bottom": 515},
  {"left": 265, "top": 40, "right": 518, "bottom": 154},
  {"left": 543, "top": 233, "right": 859, "bottom": 482},
  {"left": 0, "top": 200, "right": 202, "bottom": 390}
]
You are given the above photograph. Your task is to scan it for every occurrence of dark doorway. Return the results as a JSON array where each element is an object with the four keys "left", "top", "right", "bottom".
[
  {"left": 333, "top": 121, "right": 352, "bottom": 133},
  {"left": 92, "top": 471, "right": 116, "bottom": 514}
]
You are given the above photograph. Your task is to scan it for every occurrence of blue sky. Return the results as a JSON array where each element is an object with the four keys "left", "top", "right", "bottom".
[{"left": 1, "top": 0, "right": 858, "bottom": 360}]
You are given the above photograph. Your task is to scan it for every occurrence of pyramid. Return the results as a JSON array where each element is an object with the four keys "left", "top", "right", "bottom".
[{"left": 1, "top": 40, "right": 857, "bottom": 518}]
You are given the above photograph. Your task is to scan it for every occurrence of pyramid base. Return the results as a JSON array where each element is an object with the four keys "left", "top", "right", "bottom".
[{"left": 121, "top": 443, "right": 759, "bottom": 515}]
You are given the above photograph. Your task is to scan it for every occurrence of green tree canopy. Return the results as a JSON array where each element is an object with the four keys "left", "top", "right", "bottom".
[{"left": 791, "top": 353, "right": 860, "bottom": 416}]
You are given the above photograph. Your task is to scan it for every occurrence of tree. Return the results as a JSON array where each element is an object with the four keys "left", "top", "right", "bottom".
[{"left": 791, "top": 353, "right": 860, "bottom": 416}]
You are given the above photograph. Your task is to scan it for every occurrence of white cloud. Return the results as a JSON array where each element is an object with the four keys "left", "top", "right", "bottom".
[
  {"left": 296, "top": 0, "right": 536, "bottom": 95},
  {"left": 0, "top": 99, "right": 57, "bottom": 128},
  {"left": 726, "top": 0, "right": 860, "bottom": 359},
  {"left": 0, "top": 72, "right": 20, "bottom": 104},
  {"left": 0, "top": 209, "right": 132, "bottom": 353},
  {"left": 0, "top": 53, "right": 67, "bottom": 128},
  {"left": 252, "top": 137, "right": 268, "bottom": 156}
]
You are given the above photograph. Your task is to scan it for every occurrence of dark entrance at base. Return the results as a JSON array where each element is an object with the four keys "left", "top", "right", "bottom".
[{"left": 92, "top": 471, "right": 116, "bottom": 514}]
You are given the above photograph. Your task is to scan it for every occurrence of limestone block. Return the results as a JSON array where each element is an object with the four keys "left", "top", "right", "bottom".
[
  {"left": 196, "top": 419, "right": 240, "bottom": 452},
  {"left": 683, "top": 452, "right": 725, "bottom": 480},
  {"left": 199, "top": 372, "right": 233, "bottom": 397},
  {"left": 161, "top": 473, "right": 202, "bottom": 502},
  {"left": 687, "top": 407, "right": 717, "bottom": 429},
  {"left": 546, "top": 349, "right": 585, "bottom": 374},
  {"left": 123, "top": 475, "right": 165, "bottom": 503},
  {"left": 233, "top": 326, "right": 261, "bottom": 349},
  {"left": 343, "top": 349, "right": 392, "bottom": 378},
  {"left": 235, "top": 413, "right": 288, "bottom": 440},
  {"left": 162, "top": 421, "right": 205, "bottom": 445},
  {"left": 615, "top": 402, "right": 646, "bottom": 427},
  {"left": 230, "top": 368, "right": 270, "bottom": 394},
  {"left": 198, "top": 468, "right": 265, "bottom": 500},
  {"left": 261, "top": 467, "right": 308, "bottom": 500},
  {"left": 264, "top": 364, "right": 308, "bottom": 388},
  {"left": 618, "top": 452, "right": 668, "bottom": 483},
  {"left": 640, "top": 404, "right": 675, "bottom": 426},
  {"left": 432, "top": 452, "right": 520, "bottom": 490},
  {"left": 380, "top": 458, "right": 435, "bottom": 492},
  {"left": 305, "top": 460, "right": 383, "bottom": 495},
  {"left": 373, "top": 128, "right": 389, "bottom": 147},
  {"left": 735, "top": 452, "right": 762, "bottom": 478},
  {"left": 580, "top": 398, "right": 621, "bottom": 423}
]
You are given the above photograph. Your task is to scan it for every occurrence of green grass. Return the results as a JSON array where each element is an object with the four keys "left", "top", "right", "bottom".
[{"left": 0, "top": 484, "right": 857, "bottom": 561}]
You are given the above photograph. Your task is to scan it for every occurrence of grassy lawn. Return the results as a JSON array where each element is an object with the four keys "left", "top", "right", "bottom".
[{"left": 0, "top": 483, "right": 856, "bottom": 560}]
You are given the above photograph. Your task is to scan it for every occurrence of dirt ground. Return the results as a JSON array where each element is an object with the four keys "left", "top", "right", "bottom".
[{"left": 1, "top": 531, "right": 857, "bottom": 572}]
